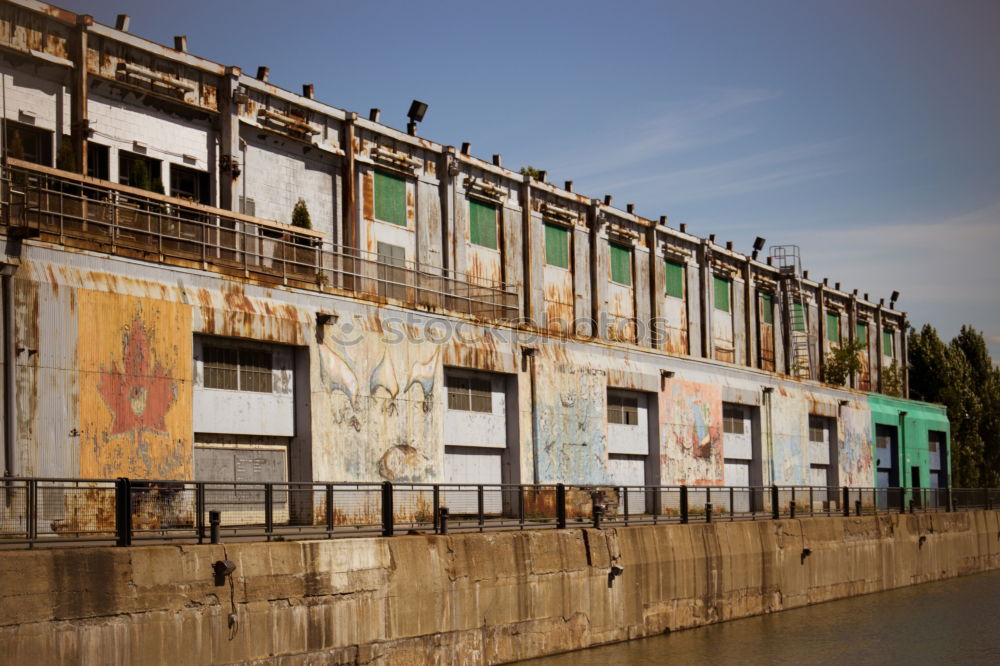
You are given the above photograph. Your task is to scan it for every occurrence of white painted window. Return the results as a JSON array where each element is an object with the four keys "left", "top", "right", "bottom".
[
  {"left": 607, "top": 390, "right": 649, "bottom": 456},
  {"left": 194, "top": 337, "right": 294, "bottom": 437},
  {"left": 443, "top": 369, "right": 508, "bottom": 487}
]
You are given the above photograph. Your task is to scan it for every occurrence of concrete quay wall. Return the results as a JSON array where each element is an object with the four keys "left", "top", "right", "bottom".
[{"left": 2, "top": 511, "right": 998, "bottom": 664}]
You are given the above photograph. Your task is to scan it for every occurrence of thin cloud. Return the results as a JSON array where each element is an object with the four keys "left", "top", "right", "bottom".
[
  {"left": 596, "top": 139, "right": 849, "bottom": 202},
  {"left": 547, "top": 87, "right": 780, "bottom": 179}
]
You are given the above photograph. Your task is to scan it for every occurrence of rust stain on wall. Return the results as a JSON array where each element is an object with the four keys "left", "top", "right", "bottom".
[{"left": 79, "top": 290, "right": 192, "bottom": 479}]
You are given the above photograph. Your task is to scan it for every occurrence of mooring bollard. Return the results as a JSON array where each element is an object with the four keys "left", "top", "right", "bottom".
[
  {"left": 789, "top": 500, "right": 796, "bottom": 519},
  {"left": 855, "top": 500, "right": 862, "bottom": 516},
  {"left": 209, "top": 510, "right": 221, "bottom": 545},
  {"left": 593, "top": 502, "right": 604, "bottom": 529},
  {"left": 438, "top": 507, "right": 449, "bottom": 535},
  {"left": 705, "top": 502, "right": 713, "bottom": 523}
]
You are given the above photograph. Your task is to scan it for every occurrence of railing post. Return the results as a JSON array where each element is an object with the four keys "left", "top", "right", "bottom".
[
  {"left": 26, "top": 479, "right": 37, "bottom": 541},
  {"left": 855, "top": 500, "right": 862, "bottom": 517},
  {"left": 195, "top": 482, "right": 205, "bottom": 544},
  {"left": 593, "top": 500, "right": 603, "bottom": 529},
  {"left": 518, "top": 485, "right": 525, "bottom": 530},
  {"left": 899, "top": 487, "right": 906, "bottom": 515},
  {"left": 771, "top": 485, "right": 779, "bottom": 520},
  {"left": 622, "top": 487, "right": 629, "bottom": 526},
  {"left": 705, "top": 502, "right": 713, "bottom": 523},
  {"left": 729, "top": 486, "right": 734, "bottom": 521},
  {"left": 264, "top": 483, "right": 274, "bottom": 540},
  {"left": 325, "top": 484, "right": 334, "bottom": 537},
  {"left": 843, "top": 486, "right": 850, "bottom": 517},
  {"left": 680, "top": 485, "right": 689, "bottom": 524},
  {"left": 555, "top": 483, "right": 567, "bottom": 530},
  {"left": 381, "top": 481, "right": 394, "bottom": 537},
  {"left": 433, "top": 485, "right": 440, "bottom": 534},
  {"left": 789, "top": 500, "right": 795, "bottom": 519},
  {"left": 477, "top": 485, "right": 485, "bottom": 532},
  {"left": 946, "top": 487, "right": 953, "bottom": 513},
  {"left": 115, "top": 477, "right": 132, "bottom": 547}
]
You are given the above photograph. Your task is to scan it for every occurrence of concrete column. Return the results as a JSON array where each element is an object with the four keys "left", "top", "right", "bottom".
[
  {"left": 217, "top": 66, "right": 242, "bottom": 211},
  {"left": 818, "top": 287, "right": 826, "bottom": 380},
  {"left": 875, "top": 304, "right": 884, "bottom": 393},
  {"left": 647, "top": 226, "right": 662, "bottom": 349},
  {"left": 744, "top": 260, "right": 755, "bottom": 367},
  {"left": 634, "top": 242, "right": 651, "bottom": 347},
  {"left": 848, "top": 294, "right": 858, "bottom": 389},
  {"left": 70, "top": 15, "right": 92, "bottom": 176},
  {"left": 342, "top": 113, "right": 357, "bottom": 251},
  {"left": 699, "top": 241, "right": 712, "bottom": 359}
]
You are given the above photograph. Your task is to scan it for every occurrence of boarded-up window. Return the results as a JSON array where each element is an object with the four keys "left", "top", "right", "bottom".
[
  {"left": 714, "top": 276, "right": 731, "bottom": 313},
  {"left": 374, "top": 170, "right": 406, "bottom": 226},
  {"left": 544, "top": 223, "right": 569, "bottom": 268},
  {"left": 203, "top": 346, "right": 272, "bottom": 393},
  {"left": 760, "top": 292, "right": 774, "bottom": 324},
  {"left": 608, "top": 393, "right": 639, "bottom": 425},
  {"left": 792, "top": 303, "right": 806, "bottom": 332},
  {"left": 826, "top": 312, "right": 840, "bottom": 343},
  {"left": 857, "top": 322, "right": 868, "bottom": 344},
  {"left": 665, "top": 260, "right": 684, "bottom": 298},
  {"left": 446, "top": 375, "right": 492, "bottom": 413},
  {"left": 722, "top": 403, "right": 745, "bottom": 434},
  {"left": 469, "top": 199, "right": 498, "bottom": 249},
  {"left": 377, "top": 242, "right": 407, "bottom": 300},
  {"left": 610, "top": 243, "right": 631, "bottom": 286}
]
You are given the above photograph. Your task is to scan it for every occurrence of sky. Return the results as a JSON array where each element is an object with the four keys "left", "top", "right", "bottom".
[{"left": 61, "top": 0, "right": 1000, "bottom": 361}]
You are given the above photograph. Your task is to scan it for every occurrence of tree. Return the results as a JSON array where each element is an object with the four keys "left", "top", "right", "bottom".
[
  {"left": 909, "top": 324, "right": 999, "bottom": 487},
  {"left": 821, "top": 340, "right": 865, "bottom": 386}
]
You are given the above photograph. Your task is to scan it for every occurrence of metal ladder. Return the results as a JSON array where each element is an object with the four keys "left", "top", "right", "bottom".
[{"left": 769, "top": 245, "right": 812, "bottom": 379}]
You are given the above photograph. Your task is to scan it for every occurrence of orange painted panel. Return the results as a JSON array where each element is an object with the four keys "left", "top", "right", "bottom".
[{"left": 78, "top": 290, "right": 193, "bottom": 479}]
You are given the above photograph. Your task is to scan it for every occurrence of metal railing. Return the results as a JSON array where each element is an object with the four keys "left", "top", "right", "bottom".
[
  {"left": 0, "top": 159, "right": 519, "bottom": 321},
  {"left": 1, "top": 478, "right": 994, "bottom": 548}
]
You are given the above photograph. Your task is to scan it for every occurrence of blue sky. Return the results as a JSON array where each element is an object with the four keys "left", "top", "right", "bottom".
[{"left": 65, "top": 0, "right": 1000, "bottom": 360}]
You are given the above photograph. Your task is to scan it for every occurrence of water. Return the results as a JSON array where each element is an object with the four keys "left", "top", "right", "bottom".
[{"left": 517, "top": 570, "right": 1000, "bottom": 665}]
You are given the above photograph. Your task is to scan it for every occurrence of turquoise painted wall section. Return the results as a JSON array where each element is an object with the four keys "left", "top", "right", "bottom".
[{"left": 868, "top": 394, "right": 951, "bottom": 488}]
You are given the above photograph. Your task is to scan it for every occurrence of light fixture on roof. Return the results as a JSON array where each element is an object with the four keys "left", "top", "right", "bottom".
[
  {"left": 890, "top": 290, "right": 900, "bottom": 309},
  {"left": 752, "top": 236, "right": 766, "bottom": 260},
  {"left": 406, "top": 100, "right": 428, "bottom": 136}
]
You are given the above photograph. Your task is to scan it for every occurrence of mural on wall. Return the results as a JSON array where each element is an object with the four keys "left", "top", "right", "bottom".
[
  {"left": 316, "top": 315, "right": 442, "bottom": 482},
  {"left": 770, "top": 393, "right": 808, "bottom": 485},
  {"left": 660, "top": 379, "right": 723, "bottom": 485},
  {"left": 839, "top": 405, "right": 875, "bottom": 487},
  {"left": 533, "top": 352, "right": 608, "bottom": 484},
  {"left": 79, "top": 291, "right": 192, "bottom": 479}
]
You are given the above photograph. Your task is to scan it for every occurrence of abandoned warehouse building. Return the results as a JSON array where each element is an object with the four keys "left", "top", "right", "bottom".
[{"left": 0, "top": 0, "right": 950, "bottom": 527}]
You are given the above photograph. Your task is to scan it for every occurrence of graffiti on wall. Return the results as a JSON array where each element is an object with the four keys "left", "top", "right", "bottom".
[
  {"left": 660, "top": 379, "right": 723, "bottom": 485},
  {"left": 839, "top": 405, "right": 875, "bottom": 487},
  {"left": 79, "top": 291, "right": 192, "bottom": 479},
  {"left": 533, "top": 354, "right": 608, "bottom": 484},
  {"left": 317, "top": 316, "right": 442, "bottom": 482}
]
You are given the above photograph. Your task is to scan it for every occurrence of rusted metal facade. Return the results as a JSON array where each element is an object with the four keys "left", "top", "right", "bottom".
[{"left": 0, "top": 0, "right": 942, "bottom": 513}]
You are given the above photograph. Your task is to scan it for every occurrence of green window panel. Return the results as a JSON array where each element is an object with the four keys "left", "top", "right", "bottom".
[
  {"left": 713, "top": 276, "right": 730, "bottom": 312},
  {"left": 760, "top": 292, "right": 774, "bottom": 324},
  {"left": 826, "top": 312, "right": 840, "bottom": 342},
  {"left": 374, "top": 170, "right": 406, "bottom": 226},
  {"left": 883, "top": 330, "right": 894, "bottom": 357},
  {"left": 610, "top": 243, "right": 631, "bottom": 286},
  {"left": 469, "top": 199, "right": 498, "bottom": 249},
  {"left": 856, "top": 322, "right": 868, "bottom": 344},
  {"left": 665, "top": 260, "right": 684, "bottom": 298},
  {"left": 544, "top": 223, "right": 569, "bottom": 268},
  {"left": 792, "top": 303, "right": 806, "bottom": 332}
]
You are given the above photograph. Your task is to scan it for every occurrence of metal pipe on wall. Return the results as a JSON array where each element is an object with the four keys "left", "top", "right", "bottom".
[{"left": 2, "top": 268, "right": 15, "bottom": 478}]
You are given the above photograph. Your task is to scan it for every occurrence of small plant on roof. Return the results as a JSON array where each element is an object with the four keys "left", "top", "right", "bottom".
[
  {"left": 518, "top": 165, "right": 543, "bottom": 179},
  {"left": 291, "top": 198, "right": 312, "bottom": 230}
]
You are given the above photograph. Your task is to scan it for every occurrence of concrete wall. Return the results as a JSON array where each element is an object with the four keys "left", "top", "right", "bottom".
[{"left": 1, "top": 511, "right": 998, "bottom": 664}]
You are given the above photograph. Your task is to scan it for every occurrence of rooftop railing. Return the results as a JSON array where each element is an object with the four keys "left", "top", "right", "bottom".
[
  {"left": 0, "top": 477, "right": 992, "bottom": 549},
  {"left": 0, "top": 159, "right": 520, "bottom": 321}
]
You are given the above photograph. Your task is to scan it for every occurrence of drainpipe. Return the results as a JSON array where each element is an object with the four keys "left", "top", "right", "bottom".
[
  {"left": 342, "top": 113, "right": 357, "bottom": 251},
  {"left": 2, "top": 262, "right": 17, "bottom": 478},
  {"left": 900, "top": 316, "right": 910, "bottom": 398},
  {"left": 523, "top": 347, "right": 539, "bottom": 483}
]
